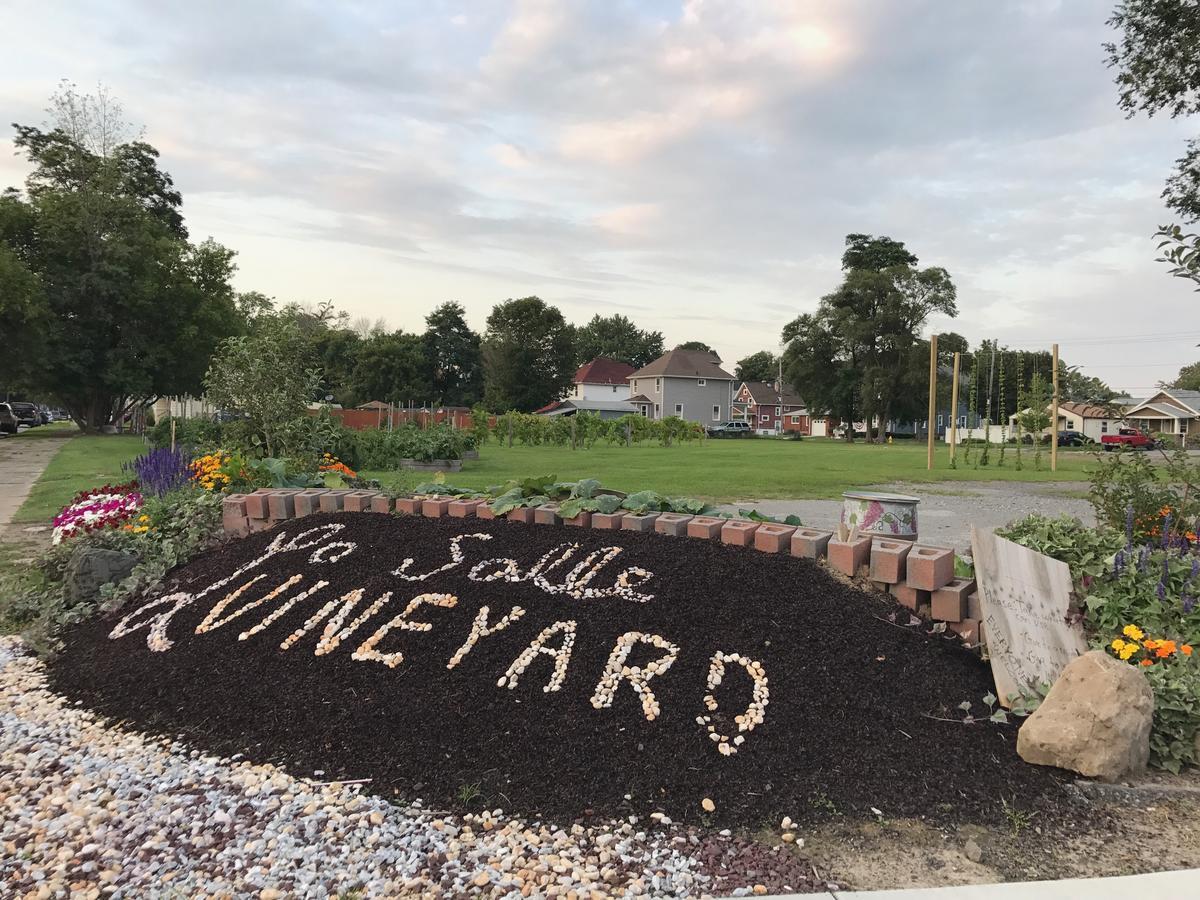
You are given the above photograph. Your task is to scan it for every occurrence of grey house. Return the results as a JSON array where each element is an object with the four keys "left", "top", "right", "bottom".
[{"left": 626, "top": 349, "right": 737, "bottom": 424}]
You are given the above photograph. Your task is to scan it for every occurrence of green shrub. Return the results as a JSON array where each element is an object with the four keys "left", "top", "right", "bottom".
[{"left": 147, "top": 416, "right": 223, "bottom": 450}]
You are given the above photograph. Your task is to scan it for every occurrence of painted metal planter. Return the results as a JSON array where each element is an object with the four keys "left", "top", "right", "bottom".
[{"left": 841, "top": 491, "right": 920, "bottom": 541}]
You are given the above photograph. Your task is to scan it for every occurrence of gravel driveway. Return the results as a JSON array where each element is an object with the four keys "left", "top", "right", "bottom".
[{"left": 722, "top": 481, "right": 1095, "bottom": 551}]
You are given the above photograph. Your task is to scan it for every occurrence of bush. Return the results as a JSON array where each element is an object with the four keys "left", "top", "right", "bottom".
[
  {"left": 123, "top": 447, "right": 193, "bottom": 497},
  {"left": 1088, "top": 446, "right": 1199, "bottom": 541},
  {"left": 147, "top": 416, "right": 222, "bottom": 450}
]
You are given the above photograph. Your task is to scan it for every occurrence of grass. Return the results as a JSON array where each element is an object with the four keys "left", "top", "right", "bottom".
[
  {"left": 362, "top": 438, "right": 1095, "bottom": 503},
  {"left": 12, "top": 434, "right": 145, "bottom": 524}
]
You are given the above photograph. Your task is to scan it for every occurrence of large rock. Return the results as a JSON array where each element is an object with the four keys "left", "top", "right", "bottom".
[
  {"left": 63, "top": 546, "right": 139, "bottom": 606},
  {"left": 1017, "top": 650, "right": 1152, "bottom": 781}
]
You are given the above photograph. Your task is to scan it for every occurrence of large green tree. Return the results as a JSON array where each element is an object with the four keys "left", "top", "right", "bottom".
[
  {"left": 349, "top": 331, "right": 431, "bottom": 407},
  {"left": 482, "top": 297, "right": 576, "bottom": 411},
  {"left": 840, "top": 233, "right": 918, "bottom": 272},
  {"left": 675, "top": 341, "right": 717, "bottom": 357},
  {"left": 0, "top": 85, "right": 241, "bottom": 429},
  {"left": 734, "top": 350, "right": 779, "bottom": 384},
  {"left": 1165, "top": 360, "right": 1200, "bottom": 392},
  {"left": 423, "top": 301, "right": 482, "bottom": 406},
  {"left": 572, "top": 314, "right": 664, "bottom": 368}
]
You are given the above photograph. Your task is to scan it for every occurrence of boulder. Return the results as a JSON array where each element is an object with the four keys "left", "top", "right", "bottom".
[
  {"left": 1017, "top": 650, "right": 1152, "bottom": 782},
  {"left": 63, "top": 546, "right": 139, "bottom": 605}
]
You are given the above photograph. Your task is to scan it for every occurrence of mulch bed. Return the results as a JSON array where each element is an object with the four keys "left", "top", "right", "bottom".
[{"left": 49, "top": 512, "right": 1080, "bottom": 829}]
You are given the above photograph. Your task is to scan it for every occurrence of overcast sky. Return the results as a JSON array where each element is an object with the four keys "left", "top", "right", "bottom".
[{"left": 3, "top": 0, "right": 1197, "bottom": 394}]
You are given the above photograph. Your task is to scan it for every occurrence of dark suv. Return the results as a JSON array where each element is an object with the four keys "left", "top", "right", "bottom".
[{"left": 8, "top": 402, "right": 41, "bottom": 428}]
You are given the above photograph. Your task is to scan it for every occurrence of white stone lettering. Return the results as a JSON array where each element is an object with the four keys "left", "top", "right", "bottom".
[
  {"left": 590, "top": 631, "right": 680, "bottom": 721},
  {"left": 109, "top": 591, "right": 196, "bottom": 652},
  {"left": 352, "top": 593, "right": 458, "bottom": 667},
  {"left": 446, "top": 604, "right": 527, "bottom": 670},
  {"left": 699, "top": 651, "right": 769, "bottom": 756},
  {"left": 499, "top": 620, "right": 577, "bottom": 693},
  {"left": 392, "top": 533, "right": 492, "bottom": 581}
]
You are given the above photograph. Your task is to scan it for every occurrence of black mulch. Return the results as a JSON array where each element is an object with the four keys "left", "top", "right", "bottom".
[{"left": 49, "top": 513, "right": 1083, "bottom": 830}]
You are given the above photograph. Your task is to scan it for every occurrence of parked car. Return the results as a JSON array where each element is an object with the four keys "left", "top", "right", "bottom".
[
  {"left": 1056, "top": 430, "right": 1093, "bottom": 447},
  {"left": 1100, "top": 428, "right": 1161, "bottom": 451},
  {"left": 8, "top": 402, "right": 41, "bottom": 428},
  {"left": 0, "top": 403, "right": 17, "bottom": 434},
  {"left": 706, "top": 420, "right": 752, "bottom": 437}
]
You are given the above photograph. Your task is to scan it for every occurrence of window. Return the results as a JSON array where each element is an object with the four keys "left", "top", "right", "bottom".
[
  {"left": 937, "top": 414, "right": 944, "bottom": 427},
  {"left": 791, "top": 415, "right": 800, "bottom": 424},
  {"left": 698, "top": 378, "right": 706, "bottom": 386},
  {"left": 712, "top": 405, "right": 721, "bottom": 421},
  {"left": 760, "top": 414, "right": 770, "bottom": 423},
  {"left": 775, "top": 406, "right": 781, "bottom": 415},
  {"left": 639, "top": 406, "right": 648, "bottom": 418},
  {"left": 1182, "top": 419, "right": 1190, "bottom": 434},
  {"left": 655, "top": 378, "right": 661, "bottom": 392},
  {"left": 674, "top": 403, "right": 683, "bottom": 416},
  {"left": 1101, "top": 421, "right": 1108, "bottom": 433},
  {"left": 654, "top": 403, "right": 661, "bottom": 417},
  {"left": 958, "top": 415, "right": 967, "bottom": 428},
  {"left": 612, "top": 384, "right": 617, "bottom": 393},
  {"left": 632, "top": 380, "right": 637, "bottom": 392},
  {"left": 1067, "top": 420, "right": 1075, "bottom": 429}
]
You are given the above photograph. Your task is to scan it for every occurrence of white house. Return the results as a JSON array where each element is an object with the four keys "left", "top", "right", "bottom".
[
  {"left": 1123, "top": 389, "right": 1200, "bottom": 444},
  {"left": 568, "top": 358, "right": 635, "bottom": 402},
  {"left": 1005, "top": 401, "right": 1125, "bottom": 442}
]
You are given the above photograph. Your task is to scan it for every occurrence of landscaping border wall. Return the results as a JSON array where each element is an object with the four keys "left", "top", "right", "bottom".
[{"left": 221, "top": 488, "right": 983, "bottom": 648}]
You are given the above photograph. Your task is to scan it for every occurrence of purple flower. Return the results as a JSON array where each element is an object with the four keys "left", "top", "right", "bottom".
[
  {"left": 123, "top": 448, "right": 193, "bottom": 498},
  {"left": 1125, "top": 505, "right": 1135, "bottom": 547},
  {"left": 1157, "top": 579, "right": 1167, "bottom": 601},
  {"left": 1185, "top": 595, "right": 1196, "bottom": 614},
  {"left": 1138, "top": 544, "right": 1151, "bottom": 573},
  {"left": 1113, "top": 549, "right": 1126, "bottom": 576},
  {"left": 1162, "top": 512, "right": 1173, "bottom": 547}
]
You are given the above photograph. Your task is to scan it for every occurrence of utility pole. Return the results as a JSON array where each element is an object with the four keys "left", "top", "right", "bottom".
[
  {"left": 927, "top": 334, "right": 938, "bottom": 470},
  {"left": 1051, "top": 343, "right": 1060, "bottom": 472},
  {"left": 949, "top": 351, "right": 960, "bottom": 461}
]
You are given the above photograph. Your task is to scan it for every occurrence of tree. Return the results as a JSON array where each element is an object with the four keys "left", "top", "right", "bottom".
[
  {"left": 349, "top": 331, "right": 431, "bottom": 406},
  {"left": 482, "top": 297, "right": 576, "bottom": 411},
  {"left": 0, "top": 84, "right": 241, "bottom": 429},
  {"left": 841, "top": 233, "right": 918, "bottom": 272},
  {"left": 572, "top": 314, "right": 664, "bottom": 368},
  {"left": 1060, "top": 365, "right": 1117, "bottom": 403},
  {"left": 1165, "top": 360, "right": 1200, "bottom": 392},
  {"left": 204, "top": 318, "right": 322, "bottom": 457},
  {"left": 676, "top": 341, "right": 717, "bottom": 357},
  {"left": 735, "top": 350, "right": 779, "bottom": 384},
  {"left": 423, "top": 301, "right": 482, "bottom": 406},
  {"left": 1015, "top": 372, "right": 1053, "bottom": 434}
]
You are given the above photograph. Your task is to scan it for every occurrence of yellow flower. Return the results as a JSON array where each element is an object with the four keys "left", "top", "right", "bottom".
[
  {"left": 1111, "top": 638, "right": 1126, "bottom": 652},
  {"left": 1119, "top": 645, "right": 1137, "bottom": 661},
  {"left": 1123, "top": 625, "right": 1144, "bottom": 641}
]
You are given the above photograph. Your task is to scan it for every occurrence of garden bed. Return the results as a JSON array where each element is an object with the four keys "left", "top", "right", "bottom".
[{"left": 49, "top": 513, "right": 1081, "bottom": 830}]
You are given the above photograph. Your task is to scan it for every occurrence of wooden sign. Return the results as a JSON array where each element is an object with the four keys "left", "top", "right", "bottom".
[{"left": 969, "top": 526, "right": 1087, "bottom": 706}]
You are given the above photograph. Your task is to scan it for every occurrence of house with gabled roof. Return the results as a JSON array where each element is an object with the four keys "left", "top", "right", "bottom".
[
  {"left": 626, "top": 348, "right": 737, "bottom": 424},
  {"left": 732, "top": 380, "right": 809, "bottom": 434},
  {"left": 569, "top": 357, "right": 636, "bottom": 402},
  {"left": 1123, "top": 389, "right": 1200, "bottom": 445}
]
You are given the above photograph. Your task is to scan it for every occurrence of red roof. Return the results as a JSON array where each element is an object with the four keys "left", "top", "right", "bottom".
[{"left": 573, "top": 357, "right": 636, "bottom": 385}]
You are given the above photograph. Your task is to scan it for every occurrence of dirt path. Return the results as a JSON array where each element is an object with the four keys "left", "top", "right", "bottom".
[
  {"left": 722, "top": 481, "right": 1094, "bottom": 551},
  {"left": 0, "top": 433, "right": 71, "bottom": 529}
]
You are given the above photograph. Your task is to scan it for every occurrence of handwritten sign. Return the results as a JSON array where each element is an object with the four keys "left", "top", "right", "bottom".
[{"left": 970, "top": 526, "right": 1087, "bottom": 706}]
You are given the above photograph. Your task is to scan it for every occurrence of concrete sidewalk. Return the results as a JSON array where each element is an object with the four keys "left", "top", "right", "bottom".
[{"left": 0, "top": 432, "right": 72, "bottom": 527}]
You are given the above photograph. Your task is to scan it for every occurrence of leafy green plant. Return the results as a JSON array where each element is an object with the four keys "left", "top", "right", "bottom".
[{"left": 997, "top": 514, "right": 1124, "bottom": 587}]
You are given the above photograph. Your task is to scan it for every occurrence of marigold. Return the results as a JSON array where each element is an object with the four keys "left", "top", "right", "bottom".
[
  {"left": 1123, "top": 624, "right": 1145, "bottom": 641},
  {"left": 1143, "top": 638, "right": 1159, "bottom": 651},
  {"left": 1119, "top": 645, "right": 1137, "bottom": 660},
  {"left": 1111, "top": 638, "right": 1126, "bottom": 652},
  {"left": 1140, "top": 659, "right": 1154, "bottom": 667},
  {"left": 1183, "top": 645, "right": 1194, "bottom": 657}
]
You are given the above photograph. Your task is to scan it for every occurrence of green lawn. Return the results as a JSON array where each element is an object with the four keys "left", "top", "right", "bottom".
[
  {"left": 13, "top": 434, "right": 145, "bottom": 524},
  {"left": 364, "top": 438, "right": 1094, "bottom": 503}
]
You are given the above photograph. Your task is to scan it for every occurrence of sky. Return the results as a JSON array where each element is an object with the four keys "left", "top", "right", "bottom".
[{"left": 2, "top": 0, "right": 1197, "bottom": 395}]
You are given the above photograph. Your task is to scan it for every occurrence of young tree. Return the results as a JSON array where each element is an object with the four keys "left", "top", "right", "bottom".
[
  {"left": 1015, "top": 372, "right": 1053, "bottom": 435},
  {"left": 734, "top": 350, "right": 779, "bottom": 383},
  {"left": 482, "top": 297, "right": 576, "bottom": 411},
  {"left": 204, "top": 318, "right": 322, "bottom": 457},
  {"left": 0, "top": 84, "right": 241, "bottom": 429},
  {"left": 423, "top": 301, "right": 482, "bottom": 406},
  {"left": 572, "top": 314, "right": 664, "bottom": 368}
]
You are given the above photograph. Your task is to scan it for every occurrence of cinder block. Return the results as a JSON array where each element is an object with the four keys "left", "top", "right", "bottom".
[
  {"left": 754, "top": 523, "right": 797, "bottom": 553},
  {"left": 343, "top": 490, "right": 380, "bottom": 513},
  {"left": 563, "top": 511, "right": 592, "bottom": 527},
  {"left": 267, "top": 489, "right": 301, "bottom": 520},
  {"left": 448, "top": 498, "right": 486, "bottom": 518},
  {"left": 508, "top": 506, "right": 535, "bottom": 524},
  {"left": 869, "top": 580, "right": 889, "bottom": 594},
  {"left": 906, "top": 545, "right": 955, "bottom": 591},
  {"left": 870, "top": 540, "right": 912, "bottom": 584},
  {"left": 948, "top": 617, "right": 983, "bottom": 647},
  {"left": 222, "top": 494, "right": 249, "bottom": 537},
  {"left": 244, "top": 489, "right": 272, "bottom": 520},
  {"left": 247, "top": 516, "right": 274, "bottom": 533},
  {"left": 828, "top": 536, "right": 871, "bottom": 576},
  {"left": 319, "top": 490, "right": 355, "bottom": 513},
  {"left": 293, "top": 489, "right": 328, "bottom": 517},
  {"left": 591, "top": 512, "right": 625, "bottom": 530},
  {"left": 931, "top": 578, "right": 976, "bottom": 622},
  {"left": 889, "top": 582, "right": 930, "bottom": 611},
  {"left": 686, "top": 516, "right": 725, "bottom": 539},
  {"left": 967, "top": 591, "right": 983, "bottom": 620},
  {"left": 370, "top": 495, "right": 394, "bottom": 514},
  {"left": 791, "top": 528, "right": 833, "bottom": 560},
  {"left": 721, "top": 520, "right": 759, "bottom": 547},
  {"left": 534, "top": 504, "right": 561, "bottom": 526},
  {"left": 394, "top": 497, "right": 421, "bottom": 515},
  {"left": 622, "top": 512, "right": 659, "bottom": 532},
  {"left": 422, "top": 498, "right": 451, "bottom": 518},
  {"left": 654, "top": 512, "right": 693, "bottom": 536},
  {"left": 476, "top": 503, "right": 498, "bottom": 520}
]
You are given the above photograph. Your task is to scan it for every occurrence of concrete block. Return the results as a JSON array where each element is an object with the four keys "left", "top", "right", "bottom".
[
  {"left": 907, "top": 545, "right": 955, "bottom": 591},
  {"left": 654, "top": 512, "right": 693, "bottom": 536},
  {"left": 563, "top": 511, "right": 592, "bottom": 527},
  {"left": 791, "top": 528, "right": 833, "bottom": 560},
  {"left": 267, "top": 489, "right": 301, "bottom": 520},
  {"left": 591, "top": 512, "right": 625, "bottom": 530},
  {"left": 754, "top": 523, "right": 797, "bottom": 553},
  {"left": 828, "top": 536, "right": 871, "bottom": 576},
  {"left": 476, "top": 503, "right": 498, "bottom": 521},
  {"left": 422, "top": 498, "right": 451, "bottom": 518},
  {"left": 870, "top": 539, "right": 912, "bottom": 584},
  {"left": 293, "top": 489, "right": 328, "bottom": 517},
  {"left": 448, "top": 498, "right": 486, "bottom": 518},
  {"left": 932, "top": 578, "right": 976, "bottom": 622},
  {"left": 343, "top": 490, "right": 380, "bottom": 513},
  {"left": 244, "top": 489, "right": 272, "bottom": 520},
  {"left": 394, "top": 497, "right": 421, "bottom": 515},
  {"left": 319, "top": 490, "right": 354, "bottom": 513},
  {"left": 370, "top": 495, "right": 394, "bottom": 514},
  {"left": 534, "top": 504, "right": 562, "bottom": 526},
  {"left": 948, "top": 617, "right": 983, "bottom": 647},
  {"left": 721, "top": 520, "right": 759, "bottom": 547},
  {"left": 222, "top": 494, "right": 249, "bottom": 537},
  {"left": 508, "top": 506, "right": 535, "bottom": 524},
  {"left": 686, "top": 516, "right": 725, "bottom": 539},
  {"left": 621, "top": 512, "right": 659, "bottom": 532},
  {"left": 889, "top": 582, "right": 930, "bottom": 611},
  {"left": 967, "top": 591, "right": 983, "bottom": 620}
]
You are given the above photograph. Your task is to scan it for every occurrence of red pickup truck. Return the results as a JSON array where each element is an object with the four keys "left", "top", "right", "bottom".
[{"left": 1101, "top": 428, "right": 1162, "bottom": 451}]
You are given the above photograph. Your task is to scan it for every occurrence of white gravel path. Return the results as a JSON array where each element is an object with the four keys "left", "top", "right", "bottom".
[{"left": 0, "top": 637, "right": 817, "bottom": 898}]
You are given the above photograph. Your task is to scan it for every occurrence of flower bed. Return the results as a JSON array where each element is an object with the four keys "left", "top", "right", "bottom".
[{"left": 51, "top": 483, "right": 143, "bottom": 544}]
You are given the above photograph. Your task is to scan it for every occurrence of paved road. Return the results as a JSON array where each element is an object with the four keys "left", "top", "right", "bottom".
[
  {"left": 721, "top": 481, "right": 1095, "bottom": 551},
  {"left": 0, "top": 433, "right": 72, "bottom": 528}
]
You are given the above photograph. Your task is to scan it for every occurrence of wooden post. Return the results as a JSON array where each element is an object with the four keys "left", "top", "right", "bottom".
[
  {"left": 170, "top": 416, "right": 176, "bottom": 453},
  {"left": 1051, "top": 343, "right": 1060, "bottom": 472},
  {"left": 949, "top": 351, "right": 960, "bottom": 461},
  {"left": 507, "top": 416, "right": 513, "bottom": 448},
  {"left": 926, "top": 334, "right": 938, "bottom": 470}
]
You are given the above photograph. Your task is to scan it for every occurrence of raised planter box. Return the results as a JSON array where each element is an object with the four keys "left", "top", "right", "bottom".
[
  {"left": 401, "top": 459, "right": 464, "bottom": 472},
  {"left": 461, "top": 450, "right": 480, "bottom": 460}
]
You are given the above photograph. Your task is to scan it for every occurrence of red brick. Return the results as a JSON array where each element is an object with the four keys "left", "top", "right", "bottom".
[
  {"left": 448, "top": 498, "right": 486, "bottom": 518},
  {"left": 343, "top": 490, "right": 380, "bottom": 513},
  {"left": 244, "top": 490, "right": 272, "bottom": 520},
  {"left": 931, "top": 578, "right": 976, "bottom": 622},
  {"left": 790, "top": 528, "right": 833, "bottom": 560},
  {"left": 686, "top": 516, "right": 725, "bottom": 539},
  {"left": 534, "top": 504, "right": 562, "bottom": 526},
  {"left": 221, "top": 494, "right": 249, "bottom": 537},
  {"left": 422, "top": 498, "right": 451, "bottom": 518},
  {"left": 906, "top": 545, "right": 955, "bottom": 591},
  {"left": 621, "top": 512, "right": 659, "bottom": 532},
  {"left": 476, "top": 503, "right": 498, "bottom": 521},
  {"left": 267, "top": 489, "right": 302, "bottom": 520},
  {"left": 948, "top": 617, "right": 983, "bottom": 647},
  {"left": 318, "top": 490, "right": 354, "bottom": 513},
  {"left": 889, "top": 582, "right": 930, "bottom": 611},
  {"left": 870, "top": 539, "right": 912, "bottom": 584},
  {"left": 753, "top": 523, "right": 797, "bottom": 553},
  {"left": 654, "top": 513, "right": 693, "bottom": 536},
  {"left": 967, "top": 591, "right": 983, "bottom": 620},
  {"left": 721, "top": 520, "right": 759, "bottom": 547},
  {"left": 591, "top": 512, "right": 625, "bottom": 530},
  {"left": 370, "top": 495, "right": 394, "bottom": 514},
  {"left": 828, "top": 536, "right": 871, "bottom": 576},
  {"left": 394, "top": 497, "right": 421, "bottom": 515},
  {"left": 292, "top": 489, "right": 327, "bottom": 517},
  {"left": 508, "top": 506, "right": 535, "bottom": 524},
  {"left": 563, "top": 511, "right": 592, "bottom": 527}
]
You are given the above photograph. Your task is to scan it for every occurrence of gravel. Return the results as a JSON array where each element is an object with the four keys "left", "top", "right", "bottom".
[{"left": 0, "top": 636, "right": 824, "bottom": 897}]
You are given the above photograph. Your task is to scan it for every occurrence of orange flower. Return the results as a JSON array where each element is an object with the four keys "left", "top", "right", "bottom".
[
  {"left": 1140, "top": 659, "right": 1154, "bottom": 667},
  {"left": 1143, "top": 639, "right": 1159, "bottom": 651},
  {"left": 1182, "top": 645, "right": 1194, "bottom": 657}
]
